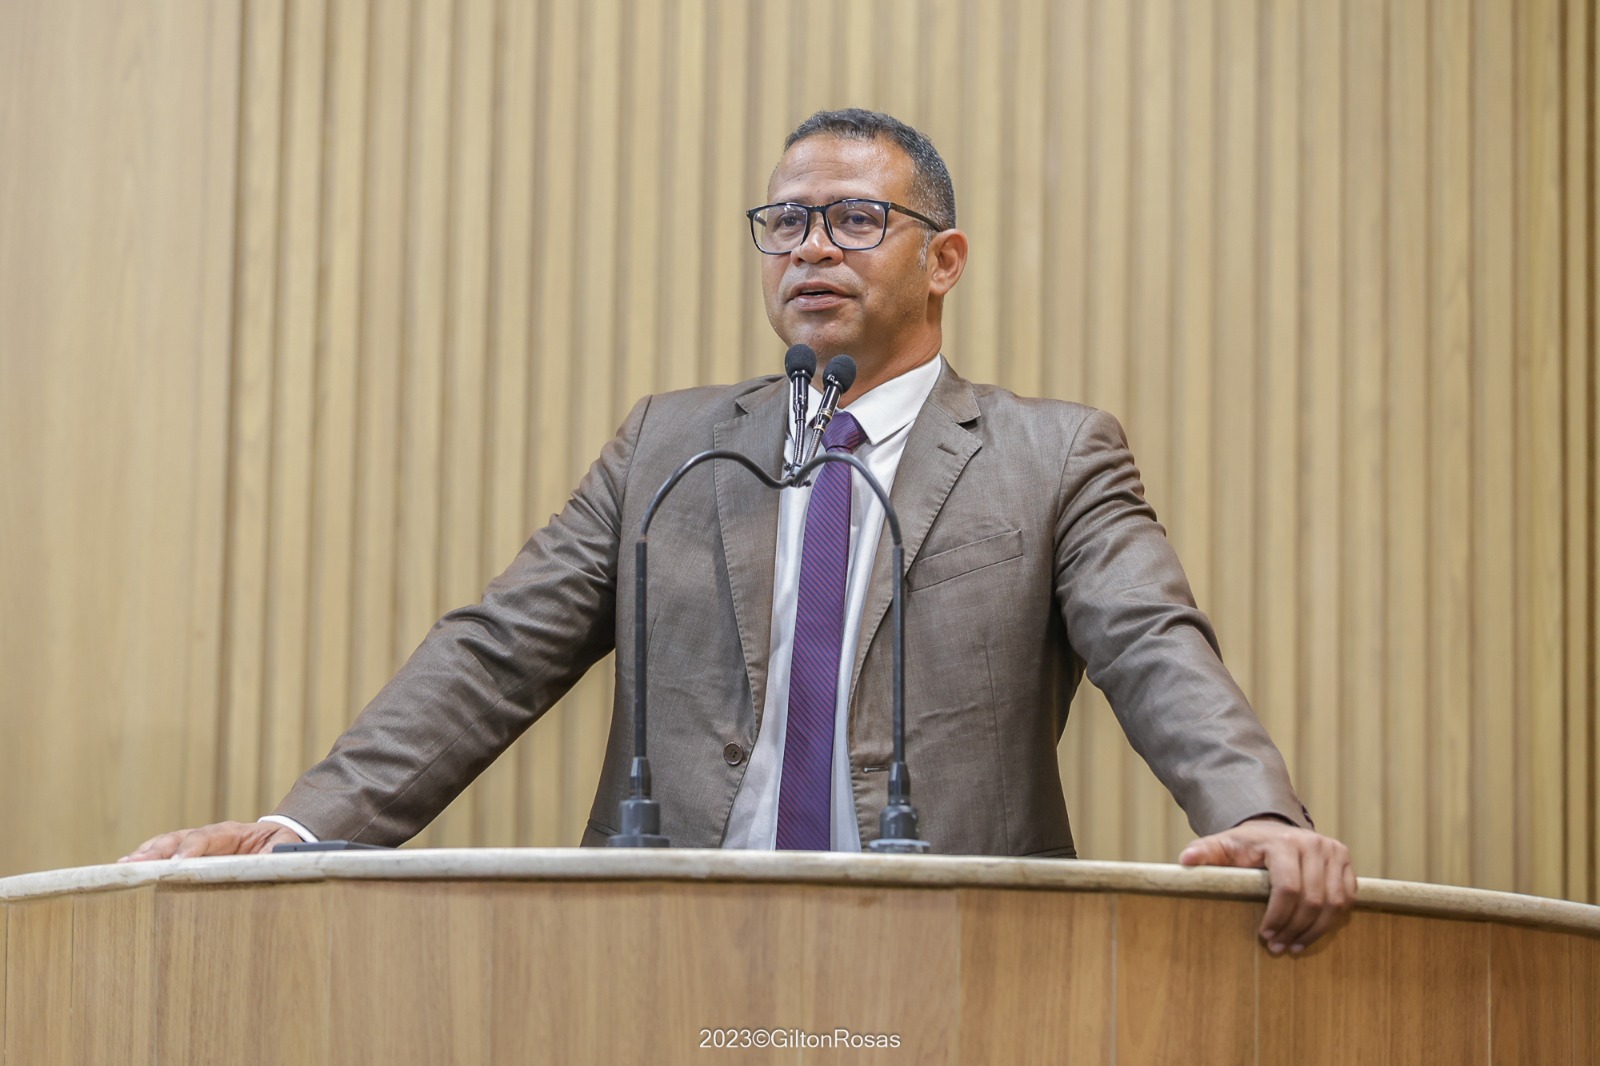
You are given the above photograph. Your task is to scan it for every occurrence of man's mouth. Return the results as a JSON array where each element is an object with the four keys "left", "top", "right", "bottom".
[{"left": 790, "top": 283, "right": 852, "bottom": 308}]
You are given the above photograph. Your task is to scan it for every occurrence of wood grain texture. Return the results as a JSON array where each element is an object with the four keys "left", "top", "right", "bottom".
[
  {"left": 1384, "top": 0, "right": 1431, "bottom": 886},
  {"left": 804, "top": 887, "right": 960, "bottom": 1063},
  {"left": 72, "top": 886, "right": 156, "bottom": 1065},
  {"left": 1115, "top": 895, "right": 1258, "bottom": 1065},
  {"left": 1573, "top": 935, "right": 1599, "bottom": 1060},
  {"left": 0, "top": 0, "right": 1596, "bottom": 911},
  {"left": 154, "top": 883, "right": 330, "bottom": 1066},
  {"left": 1561, "top": 0, "right": 1596, "bottom": 909},
  {"left": 0, "top": 0, "right": 242, "bottom": 876},
  {"left": 1490, "top": 924, "right": 1573, "bottom": 1064},
  {"left": 1470, "top": 0, "right": 1519, "bottom": 896},
  {"left": 490, "top": 881, "right": 804, "bottom": 1063},
  {"left": 0, "top": 906, "right": 6, "bottom": 1060},
  {"left": 3, "top": 897, "right": 73, "bottom": 1065},
  {"left": 1, "top": 874, "right": 1595, "bottom": 1063},
  {"left": 1387, "top": 917, "right": 1490, "bottom": 1065},
  {"left": 1428, "top": 0, "right": 1477, "bottom": 891},
  {"left": 327, "top": 881, "right": 491, "bottom": 1063},
  {"left": 1259, "top": 912, "right": 1492, "bottom": 1065},
  {"left": 1296, "top": 0, "right": 1346, "bottom": 843},
  {"left": 958, "top": 889, "right": 1111, "bottom": 1065}
]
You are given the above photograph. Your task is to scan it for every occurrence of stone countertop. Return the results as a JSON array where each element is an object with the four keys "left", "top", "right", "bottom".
[{"left": 3, "top": 849, "right": 1597, "bottom": 936}]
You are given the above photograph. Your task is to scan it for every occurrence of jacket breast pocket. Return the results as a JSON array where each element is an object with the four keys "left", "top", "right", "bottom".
[{"left": 907, "top": 529, "right": 1024, "bottom": 591}]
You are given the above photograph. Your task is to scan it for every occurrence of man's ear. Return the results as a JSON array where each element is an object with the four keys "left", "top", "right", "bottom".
[{"left": 927, "top": 228, "right": 968, "bottom": 296}]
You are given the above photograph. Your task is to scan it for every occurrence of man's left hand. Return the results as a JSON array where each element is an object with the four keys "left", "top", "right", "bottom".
[{"left": 1179, "top": 817, "right": 1355, "bottom": 955}]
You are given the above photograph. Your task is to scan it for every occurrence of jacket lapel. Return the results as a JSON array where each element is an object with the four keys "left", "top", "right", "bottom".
[
  {"left": 847, "top": 363, "right": 983, "bottom": 706},
  {"left": 713, "top": 378, "right": 789, "bottom": 724}
]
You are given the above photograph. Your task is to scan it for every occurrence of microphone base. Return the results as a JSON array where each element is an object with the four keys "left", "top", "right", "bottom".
[
  {"left": 609, "top": 794, "right": 671, "bottom": 848},
  {"left": 868, "top": 837, "right": 933, "bottom": 854}
]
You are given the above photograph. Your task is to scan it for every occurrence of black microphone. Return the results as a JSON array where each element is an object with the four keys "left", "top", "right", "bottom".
[
  {"left": 615, "top": 444, "right": 932, "bottom": 854},
  {"left": 783, "top": 344, "right": 816, "bottom": 477},
  {"left": 797, "top": 354, "right": 857, "bottom": 473}
]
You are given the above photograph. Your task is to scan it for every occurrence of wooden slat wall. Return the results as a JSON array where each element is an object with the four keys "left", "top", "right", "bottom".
[{"left": 0, "top": 0, "right": 1595, "bottom": 903}]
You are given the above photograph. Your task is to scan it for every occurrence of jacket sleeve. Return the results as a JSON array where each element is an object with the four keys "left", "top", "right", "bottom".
[
  {"left": 270, "top": 396, "right": 652, "bottom": 844},
  {"left": 1052, "top": 407, "right": 1312, "bottom": 836}
]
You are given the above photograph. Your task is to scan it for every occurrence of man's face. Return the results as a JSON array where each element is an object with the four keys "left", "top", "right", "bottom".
[{"left": 759, "top": 136, "right": 938, "bottom": 373}]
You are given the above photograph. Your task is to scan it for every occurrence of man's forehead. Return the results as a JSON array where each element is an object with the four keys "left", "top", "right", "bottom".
[{"left": 766, "top": 135, "right": 913, "bottom": 201}]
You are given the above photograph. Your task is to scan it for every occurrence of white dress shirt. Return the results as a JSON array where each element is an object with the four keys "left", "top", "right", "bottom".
[
  {"left": 722, "top": 354, "right": 943, "bottom": 851},
  {"left": 262, "top": 355, "right": 945, "bottom": 850}
]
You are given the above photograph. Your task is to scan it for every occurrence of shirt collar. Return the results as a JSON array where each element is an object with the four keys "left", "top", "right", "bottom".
[{"left": 800, "top": 353, "right": 944, "bottom": 447}]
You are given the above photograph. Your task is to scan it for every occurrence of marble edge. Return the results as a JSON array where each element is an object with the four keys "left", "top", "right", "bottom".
[{"left": 2, "top": 850, "right": 1596, "bottom": 935}]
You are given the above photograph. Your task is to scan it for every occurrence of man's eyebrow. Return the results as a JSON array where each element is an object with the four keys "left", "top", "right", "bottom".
[{"left": 764, "top": 193, "right": 878, "bottom": 206}]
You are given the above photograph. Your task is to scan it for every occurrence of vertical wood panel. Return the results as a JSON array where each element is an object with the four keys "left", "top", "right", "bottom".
[
  {"left": 1430, "top": 0, "right": 1478, "bottom": 889},
  {"left": 1386, "top": 0, "right": 1431, "bottom": 885},
  {"left": 1212, "top": 0, "right": 1260, "bottom": 737},
  {"left": 0, "top": 905, "right": 7, "bottom": 1059},
  {"left": 1255, "top": 0, "right": 1302, "bottom": 850},
  {"left": 393, "top": 0, "right": 452, "bottom": 772},
  {"left": 347, "top": 0, "right": 409, "bottom": 731},
  {"left": 955, "top": 0, "right": 1003, "bottom": 389},
  {"left": 1342, "top": 0, "right": 1390, "bottom": 872},
  {"left": 1573, "top": 935, "right": 1600, "bottom": 1059},
  {"left": 1471, "top": 0, "right": 1519, "bottom": 894},
  {"left": 491, "top": 882, "right": 810, "bottom": 1062},
  {"left": 222, "top": 0, "right": 287, "bottom": 821},
  {"left": 803, "top": 889, "right": 961, "bottom": 1062},
  {"left": 3, "top": 897, "right": 73, "bottom": 1065},
  {"left": 1, "top": 0, "right": 1596, "bottom": 903},
  {"left": 1003, "top": 0, "right": 1046, "bottom": 400},
  {"left": 182, "top": 0, "right": 247, "bottom": 831},
  {"left": 1115, "top": 895, "right": 1257, "bottom": 1065},
  {"left": 957, "top": 891, "right": 1112, "bottom": 1065},
  {"left": 1491, "top": 925, "right": 1573, "bottom": 1063},
  {"left": 263, "top": 0, "right": 326, "bottom": 804},
  {"left": 1514, "top": 0, "right": 1568, "bottom": 901},
  {"left": 661, "top": 0, "right": 710, "bottom": 394},
  {"left": 71, "top": 888, "right": 155, "bottom": 1066},
  {"left": 702, "top": 0, "right": 751, "bottom": 389},
  {"left": 619, "top": 0, "right": 666, "bottom": 402},
  {"left": 155, "top": 883, "right": 330, "bottom": 1065},
  {"left": 1590, "top": 0, "right": 1600, "bottom": 910},
  {"left": 1298, "top": 0, "right": 1346, "bottom": 838},
  {"left": 1561, "top": 0, "right": 1594, "bottom": 907},
  {"left": 308, "top": 0, "right": 369, "bottom": 775},
  {"left": 328, "top": 882, "right": 491, "bottom": 1062},
  {"left": 1258, "top": 913, "right": 1394, "bottom": 1064},
  {"left": 1387, "top": 918, "right": 1489, "bottom": 1064}
]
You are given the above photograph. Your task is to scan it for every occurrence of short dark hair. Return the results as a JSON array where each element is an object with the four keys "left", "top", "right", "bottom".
[{"left": 783, "top": 109, "right": 956, "bottom": 231}]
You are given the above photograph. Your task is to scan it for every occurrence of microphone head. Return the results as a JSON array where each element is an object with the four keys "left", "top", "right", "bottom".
[
  {"left": 784, "top": 344, "right": 817, "bottom": 380},
  {"left": 822, "top": 354, "right": 857, "bottom": 392}
]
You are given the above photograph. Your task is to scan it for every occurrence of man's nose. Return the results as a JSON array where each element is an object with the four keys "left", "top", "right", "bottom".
[{"left": 791, "top": 215, "right": 843, "bottom": 265}]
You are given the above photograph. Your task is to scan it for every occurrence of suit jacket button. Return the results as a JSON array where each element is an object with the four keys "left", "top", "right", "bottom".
[{"left": 723, "top": 743, "right": 745, "bottom": 766}]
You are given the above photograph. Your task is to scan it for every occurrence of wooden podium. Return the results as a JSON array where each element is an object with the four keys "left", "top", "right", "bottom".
[{"left": 2, "top": 850, "right": 1596, "bottom": 1064}]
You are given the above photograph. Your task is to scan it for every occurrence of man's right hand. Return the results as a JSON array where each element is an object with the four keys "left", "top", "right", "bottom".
[{"left": 117, "top": 821, "right": 302, "bottom": 863}]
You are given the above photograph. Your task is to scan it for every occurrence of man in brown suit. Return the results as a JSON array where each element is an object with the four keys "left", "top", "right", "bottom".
[{"left": 125, "top": 110, "right": 1353, "bottom": 954}]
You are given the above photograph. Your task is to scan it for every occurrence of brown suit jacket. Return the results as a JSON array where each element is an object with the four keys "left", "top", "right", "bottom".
[{"left": 274, "top": 362, "right": 1309, "bottom": 854}]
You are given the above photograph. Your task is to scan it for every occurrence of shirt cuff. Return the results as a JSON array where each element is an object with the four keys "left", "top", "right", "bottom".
[{"left": 258, "top": 815, "right": 318, "bottom": 843}]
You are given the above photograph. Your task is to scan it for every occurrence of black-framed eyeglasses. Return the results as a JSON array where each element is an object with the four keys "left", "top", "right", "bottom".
[{"left": 745, "top": 198, "right": 944, "bottom": 254}]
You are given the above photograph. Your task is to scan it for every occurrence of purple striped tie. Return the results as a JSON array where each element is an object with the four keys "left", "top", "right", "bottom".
[{"left": 775, "top": 410, "right": 866, "bottom": 851}]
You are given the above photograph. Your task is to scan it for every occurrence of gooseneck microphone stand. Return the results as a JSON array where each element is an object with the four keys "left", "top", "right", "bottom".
[{"left": 607, "top": 447, "right": 931, "bottom": 853}]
